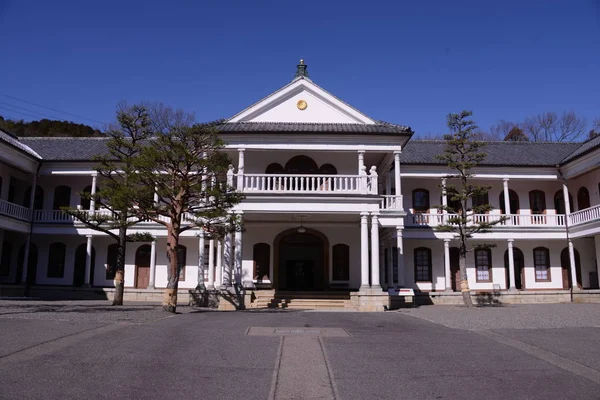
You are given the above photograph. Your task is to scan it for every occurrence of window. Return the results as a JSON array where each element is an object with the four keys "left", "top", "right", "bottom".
[
  {"left": 332, "top": 244, "right": 350, "bottom": 281},
  {"left": 318, "top": 164, "right": 338, "bottom": 175},
  {"left": 499, "top": 189, "right": 520, "bottom": 214},
  {"left": 472, "top": 192, "right": 490, "bottom": 212},
  {"left": 53, "top": 185, "right": 71, "bottom": 210},
  {"left": 414, "top": 247, "right": 432, "bottom": 282},
  {"left": 474, "top": 249, "right": 492, "bottom": 282},
  {"left": 177, "top": 245, "right": 187, "bottom": 281},
  {"left": 0, "top": 176, "right": 2, "bottom": 198},
  {"left": 24, "top": 185, "right": 44, "bottom": 209},
  {"left": 265, "top": 163, "right": 284, "bottom": 174},
  {"left": 533, "top": 247, "right": 551, "bottom": 281},
  {"left": 447, "top": 188, "right": 463, "bottom": 214},
  {"left": 47, "top": 243, "right": 66, "bottom": 278},
  {"left": 554, "top": 190, "right": 573, "bottom": 214},
  {"left": 284, "top": 155, "right": 319, "bottom": 174},
  {"left": 106, "top": 244, "right": 118, "bottom": 280},
  {"left": 412, "top": 189, "right": 430, "bottom": 213},
  {"left": 0, "top": 241, "right": 13, "bottom": 276},
  {"left": 529, "top": 190, "right": 546, "bottom": 214},
  {"left": 81, "top": 185, "right": 92, "bottom": 210},
  {"left": 577, "top": 187, "right": 590, "bottom": 210},
  {"left": 253, "top": 243, "right": 271, "bottom": 282}
]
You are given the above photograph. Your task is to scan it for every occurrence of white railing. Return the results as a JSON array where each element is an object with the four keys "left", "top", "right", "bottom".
[
  {"left": 0, "top": 199, "right": 31, "bottom": 221},
  {"left": 33, "top": 210, "right": 76, "bottom": 223},
  {"left": 407, "top": 213, "right": 566, "bottom": 227},
  {"left": 241, "top": 174, "right": 377, "bottom": 194},
  {"left": 380, "top": 195, "right": 403, "bottom": 211},
  {"left": 569, "top": 204, "right": 600, "bottom": 226}
]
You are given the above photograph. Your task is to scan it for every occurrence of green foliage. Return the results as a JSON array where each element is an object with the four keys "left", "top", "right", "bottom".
[{"left": 0, "top": 116, "right": 103, "bottom": 137}]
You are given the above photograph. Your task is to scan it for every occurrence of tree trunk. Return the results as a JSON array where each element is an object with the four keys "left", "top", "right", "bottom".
[
  {"left": 112, "top": 217, "right": 128, "bottom": 306},
  {"left": 163, "top": 229, "right": 180, "bottom": 313},
  {"left": 459, "top": 253, "right": 473, "bottom": 307}
]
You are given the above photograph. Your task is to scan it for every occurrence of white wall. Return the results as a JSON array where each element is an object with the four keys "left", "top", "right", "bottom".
[{"left": 566, "top": 167, "right": 600, "bottom": 210}]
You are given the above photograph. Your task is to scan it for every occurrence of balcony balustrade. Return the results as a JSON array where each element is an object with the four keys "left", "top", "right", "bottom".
[
  {"left": 407, "top": 212, "right": 566, "bottom": 227},
  {"left": 239, "top": 173, "right": 377, "bottom": 194},
  {"left": 569, "top": 204, "right": 600, "bottom": 226},
  {"left": 380, "top": 195, "right": 403, "bottom": 211},
  {"left": 0, "top": 199, "right": 32, "bottom": 221}
]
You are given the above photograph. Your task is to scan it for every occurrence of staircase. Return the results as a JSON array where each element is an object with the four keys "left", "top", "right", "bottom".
[{"left": 249, "top": 290, "right": 355, "bottom": 310}]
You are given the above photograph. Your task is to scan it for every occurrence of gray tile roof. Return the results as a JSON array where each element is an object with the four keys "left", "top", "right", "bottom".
[
  {"left": 0, "top": 129, "right": 41, "bottom": 159},
  {"left": 401, "top": 140, "right": 581, "bottom": 166},
  {"left": 217, "top": 121, "right": 412, "bottom": 134},
  {"left": 560, "top": 134, "right": 600, "bottom": 163},
  {"left": 19, "top": 137, "right": 112, "bottom": 161}
]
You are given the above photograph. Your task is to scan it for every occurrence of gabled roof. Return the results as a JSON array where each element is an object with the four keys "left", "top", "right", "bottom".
[
  {"left": 560, "top": 134, "right": 600, "bottom": 164},
  {"left": 0, "top": 128, "right": 41, "bottom": 159},
  {"left": 217, "top": 121, "right": 411, "bottom": 135},
  {"left": 401, "top": 140, "right": 581, "bottom": 167}
]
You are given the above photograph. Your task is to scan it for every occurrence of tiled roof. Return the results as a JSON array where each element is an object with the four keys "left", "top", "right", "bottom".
[
  {"left": 217, "top": 121, "right": 412, "bottom": 134},
  {"left": 401, "top": 140, "right": 581, "bottom": 166},
  {"left": 19, "top": 137, "right": 112, "bottom": 161},
  {"left": 560, "top": 134, "right": 600, "bottom": 164},
  {"left": 0, "top": 129, "right": 41, "bottom": 159}
]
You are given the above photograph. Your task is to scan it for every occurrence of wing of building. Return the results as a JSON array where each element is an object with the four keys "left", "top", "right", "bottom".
[{"left": 1, "top": 61, "right": 599, "bottom": 309}]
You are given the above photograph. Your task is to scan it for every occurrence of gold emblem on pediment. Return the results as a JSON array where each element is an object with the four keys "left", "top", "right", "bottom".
[{"left": 296, "top": 99, "right": 308, "bottom": 110}]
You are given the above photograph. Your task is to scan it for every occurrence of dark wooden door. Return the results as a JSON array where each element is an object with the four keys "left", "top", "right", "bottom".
[
  {"left": 449, "top": 248, "right": 460, "bottom": 291},
  {"left": 135, "top": 245, "right": 151, "bottom": 289},
  {"left": 286, "top": 260, "right": 314, "bottom": 290}
]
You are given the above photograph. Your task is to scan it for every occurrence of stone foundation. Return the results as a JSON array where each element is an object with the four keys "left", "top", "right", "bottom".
[{"left": 418, "top": 289, "right": 600, "bottom": 305}]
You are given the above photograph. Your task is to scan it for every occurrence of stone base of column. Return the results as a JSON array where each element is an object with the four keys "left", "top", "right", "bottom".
[{"left": 351, "top": 290, "right": 392, "bottom": 312}]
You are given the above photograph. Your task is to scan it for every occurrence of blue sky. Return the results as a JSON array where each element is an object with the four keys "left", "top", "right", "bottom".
[{"left": 1, "top": 0, "right": 599, "bottom": 137}]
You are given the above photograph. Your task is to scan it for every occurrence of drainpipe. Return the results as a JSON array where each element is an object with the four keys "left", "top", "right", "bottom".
[
  {"left": 23, "top": 161, "right": 42, "bottom": 297},
  {"left": 556, "top": 165, "right": 574, "bottom": 303}
]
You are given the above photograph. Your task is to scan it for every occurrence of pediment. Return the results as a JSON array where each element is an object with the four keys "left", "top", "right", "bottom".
[{"left": 228, "top": 78, "right": 377, "bottom": 125}]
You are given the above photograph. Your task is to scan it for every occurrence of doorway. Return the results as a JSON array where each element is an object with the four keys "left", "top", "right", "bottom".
[
  {"left": 504, "top": 248, "right": 525, "bottom": 289},
  {"left": 135, "top": 245, "right": 152, "bottom": 289},
  {"left": 561, "top": 248, "right": 582, "bottom": 289},
  {"left": 275, "top": 229, "right": 328, "bottom": 291},
  {"left": 73, "top": 244, "right": 96, "bottom": 286},
  {"left": 450, "top": 247, "right": 460, "bottom": 291}
]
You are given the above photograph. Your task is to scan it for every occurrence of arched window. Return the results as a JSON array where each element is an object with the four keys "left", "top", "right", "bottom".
[
  {"left": 577, "top": 187, "right": 590, "bottom": 210},
  {"left": 265, "top": 163, "right": 284, "bottom": 174},
  {"left": 253, "top": 243, "right": 270, "bottom": 282},
  {"left": 81, "top": 185, "right": 92, "bottom": 210},
  {"left": 47, "top": 243, "right": 66, "bottom": 278},
  {"left": 0, "top": 241, "right": 13, "bottom": 276},
  {"left": 472, "top": 192, "right": 490, "bottom": 212},
  {"left": 499, "top": 189, "right": 519, "bottom": 214},
  {"left": 53, "top": 185, "right": 71, "bottom": 210},
  {"left": 332, "top": 244, "right": 350, "bottom": 281},
  {"left": 474, "top": 248, "right": 492, "bottom": 282},
  {"left": 528, "top": 190, "right": 546, "bottom": 214},
  {"left": 446, "top": 188, "right": 462, "bottom": 214},
  {"left": 24, "top": 185, "right": 44, "bottom": 209},
  {"left": 533, "top": 247, "right": 550, "bottom": 282},
  {"left": 554, "top": 190, "right": 573, "bottom": 214},
  {"left": 412, "top": 189, "right": 430, "bottom": 213},
  {"left": 318, "top": 163, "right": 338, "bottom": 175},
  {"left": 106, "top": 244, "right": 118, "bottom": 280},
  {"left": 284, "top": 155, "right": 319, "bottom": 174},
  {"left": 177, "top": 245, "right": 187, "bottom": 281},
  {"left": 414, "top": 247, "right": 432, "bottom": 282}
]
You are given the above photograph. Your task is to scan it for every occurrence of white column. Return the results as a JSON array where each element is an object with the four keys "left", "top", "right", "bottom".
[
  {"left": 237, "top": 149, "right": 245, "bottom": 191},
  {"left": 148, "top": 239, "right": 157, "bottom": 289},
  {"left": 394, "top": 151, "right": 401, "bottom": 197},
  {"left": 441, "top": 178, "right": 448, "bottom": 214},
  {"left": 444, "top": 239, "right": 452, "bottom": 291},
  {"left": 21, "top": 173, "right": 38, "bottom": 283},
  {"left": 207, "top": 239, "right": 215, "bottom": 289},
  {"left": 396, "top": 227, "right": 404, "bottom": 287},
  {"left": 223, "top": 231, "right": 233, "bottom": 286},
  {"left": 370, "top": 213, "right": 381, "bottom": 289},
  {"left": 197, "top": 232, "right": 205, "bottom": 288},
  {"left": 357, "top": 150, "right": 365, "bottom": 175},
  {"left": 215, "top": 239, "right": 223, "bottom": 288},
  {"left": 89, "top": 173, "right": 97, "bottom": 212},
  {"left": 234, "top": 225, "right": 243, "bottom": 285},
  {"left": 503, "top": 178, "right": 511, "bottom": 224},
  {"left": 84, "top": 235, "right": 93, "bottom": 286},
  {"left": 387, "top": 241, "right": 394, "bottom": 289},
  {"left": 562, "top": 182, "right": 571, "bottom": 215},
  {"left": 507, "top": 239, "right": 516, "bottom": 291},
  {"left": 360, "top": 212, "right": 369, "bottom": 289},
  {"left": 568, "top": 239, "right": 579, "bottom": 290}
]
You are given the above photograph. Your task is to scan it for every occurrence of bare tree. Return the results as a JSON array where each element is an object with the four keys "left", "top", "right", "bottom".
[
  {"left": 521, "top": 111, "right": 587, "bottom": 142},
  {"left": 489, "top": 120, "right": 518, "bottom": 140}
]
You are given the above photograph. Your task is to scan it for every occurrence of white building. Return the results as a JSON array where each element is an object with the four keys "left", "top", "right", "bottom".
[{"left": 1, "top": 61, "right": 599, "bottom": 310}]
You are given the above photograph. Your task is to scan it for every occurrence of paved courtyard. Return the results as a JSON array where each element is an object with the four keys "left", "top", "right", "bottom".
[{"left": 0, "top": 301, "right": 599, "bottom": 400}]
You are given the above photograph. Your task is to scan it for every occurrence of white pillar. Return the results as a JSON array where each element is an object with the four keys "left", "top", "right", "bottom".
[
  {"left": 507, "top": 239, "right": 516, "bottom": 291},
  {"left": 84, "top": 235, "right": 93, "bottom": 286},
  {"left": 89, "top": 173, "right": 97, "bottom": 212},
  {"left": 396, "top": 227, "right": 404, "bottom": 287},
  {"left": 21, "top": 173, "right": 38, "bottom": 283},
  {"left": 444, "top": 239, "right": 451, "bottom": 291},
  {"left": 234, "top": 226, "right": 243, "bottom": 285},
  {"left": 197, "top": 232, "right": 205, "bottom": 288},
  {"left": 223, "top": 231, "right": 233, "bottom": 286},
  {"left": 357, "top": 150, "right": 365, "bottom": 175},
  {"left": 502, "top": 178, "right": 511, "bottom": 225},
  {"left": 562, "top": 182, "right": 571, "bottom": 215},
  {"left": 360, "top": 212, "right": 369, "bottom": 289},
  {"left": 237, "top": 149, "right": 245, "bottom": 191},
  {"left": 207, "top": 239, "right": 215, "bottom": 289},
  {"left": 568, "top": 239, "right": 579, "bottom": 290},
  {"left": 387, "top": 241, "right": 394, "bottom": 289},
  {"left": 394, "top": 151, "right": 401, "bottom": 202},
  {"left": 370, "top": 213, "right": 381, "bottom": 289},
  {"left": 441, "top": 178, "right": 448, "bottom": 214},
  {"left": 215, "top": 239, "right": 223, "bottom": 288},
  {"left": 148, "top": 239, "right": 157, "bottom": 289}
]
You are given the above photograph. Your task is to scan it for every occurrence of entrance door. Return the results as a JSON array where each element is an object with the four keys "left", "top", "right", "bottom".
[
  {"left": 73, "top": 244, "right": 96, "bottom": 286},
  {"left": 276, "top": 230, "right": 326, "bottom": 291},
  {"left": 504, "top": 248, "right": 525, "bottom": 289},
  {"left": 449, "top": 247, "right": 460, "bottom": 291},
  {"left": 561, "top": 248, "right": 582, "bottom": 289},
  {"left": 286, "top": 260, "right": 315, "bottom": 290},
  {"left": 135, "top": 245, "right": 151, "bottom": 289}
]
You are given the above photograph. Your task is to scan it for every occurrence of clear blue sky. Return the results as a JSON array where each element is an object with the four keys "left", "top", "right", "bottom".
[{"left": 1, "top": 0, "right": 599, "bottom": 137}]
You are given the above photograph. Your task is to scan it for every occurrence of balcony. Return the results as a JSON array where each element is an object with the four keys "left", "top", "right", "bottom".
[
  {"left": 380, "top": 195, "right": 403, "bottom": 211},
  {"left": 238, "top": 173, "right": 378, "bottom": 194},
  {"left": 0, "top": 199, "right": 32, "bottom": 222},
  {"left": 33, "top": 209, "right": 198, "bottom": 224},
  {"left": 406, "top": 213, "right": 566, "bottom": 228},
  {"left": 569, "top": 204, "right": 600, "bottom": 226}
]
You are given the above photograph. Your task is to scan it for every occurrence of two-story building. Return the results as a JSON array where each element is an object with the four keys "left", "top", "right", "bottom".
[{"left": 1, "top": 61, "right": 599, "bottom": 310}]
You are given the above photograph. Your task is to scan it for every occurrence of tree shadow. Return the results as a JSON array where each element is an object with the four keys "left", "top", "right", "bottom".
[{"left": 473, "top": 291, "right": 504, "bottom": 307}]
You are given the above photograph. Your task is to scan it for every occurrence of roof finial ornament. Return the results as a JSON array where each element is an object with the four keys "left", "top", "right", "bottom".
[{"left": 294, "top": 59, "right": 310, "bottom": 80}]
